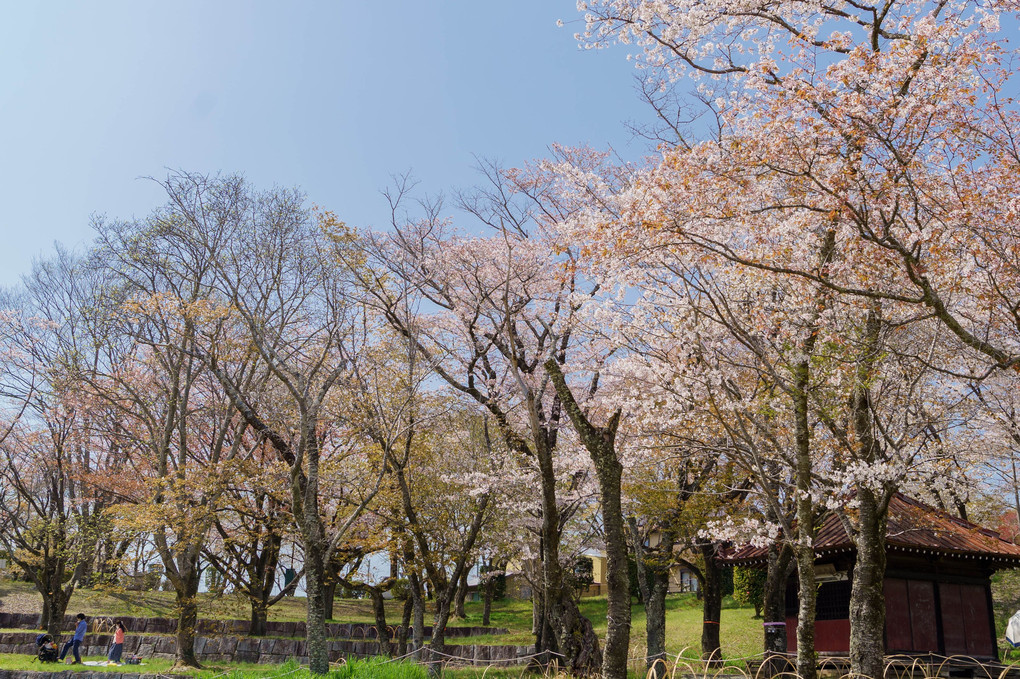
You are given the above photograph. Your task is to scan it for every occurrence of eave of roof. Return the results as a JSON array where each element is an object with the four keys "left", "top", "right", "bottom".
[{"left": 720, "top": 493, "right": 1020, "bottom": 568}]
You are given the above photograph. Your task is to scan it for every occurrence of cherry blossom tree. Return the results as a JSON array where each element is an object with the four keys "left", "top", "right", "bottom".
[
  {"left": 349, "top": 174, "right": 604, "bottom": 675},
  {"left": 540, "top": 137, "right": 979, "bottom": 679},
  {"left": 78, "top": 223, "right": 253, "bottom": 668},
  {"left": 557, "top": 3, "right": 1019, "bottom": 675},
  {"left": 332, "top": 326, "right": 503, "bottom": 670},
  {"left": 146, "top": 172, "right": 389, "bottom": 675},
  {"left": 387, "top": 407, "right": 498, "bottom": 674},
  {"left": 0, "top": 252, "right": 121, "bottom": 634}
]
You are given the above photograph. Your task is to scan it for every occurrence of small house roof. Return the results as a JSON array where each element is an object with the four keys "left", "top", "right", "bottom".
[{"left": 723, "top": 493, "right": 1020, "bottom": 567}]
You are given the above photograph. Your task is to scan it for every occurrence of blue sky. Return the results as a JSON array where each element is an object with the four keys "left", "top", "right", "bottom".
[{"left": 0, "top": 2, "right": 654, "bottom": 287}]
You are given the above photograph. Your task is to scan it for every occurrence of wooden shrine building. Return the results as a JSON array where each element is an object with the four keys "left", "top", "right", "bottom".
[{"left": 725, "top": 494, "right": 1020, "bottom": 661}]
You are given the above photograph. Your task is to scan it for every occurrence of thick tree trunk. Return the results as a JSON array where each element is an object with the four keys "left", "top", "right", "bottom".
[
  {"left": 530, "top": 574, "right": 557, "bottom": 668},
  {"left": 36, "top": 564, "right": 71, "bottom": 636},
  {"left": 536, "top": 447, "right": 602, "bottom": 675},
  {"left": 545, "top": 359, "right": 624, "bottom": 678},
  {"left": 629, "top": 519, "right": 674, "bottom": 679},
  {"left": 304, "top": 546, "right": 331, "bottom": 675},
  {"left": 646, "top": 572, "right": 670, "bottom": 676},
  {"left": 849, "top": 489, "right": 887, "bottom": 679},
  {"left": 546, "top": 537, "right": 602, "bottom": 675},
  {"left": 40, "top": 594, "right": 70, "bottom": 637},
  {"left": 532, "top": 583, "right": 556, "bottom": 666},
  {"left": 250, "top": 600, "right": 268, "bottom": 637},
  {"left": 598, "top": 460, "right": 632, "bottom": 679},
  {"left": 794, "top": 548, "right": 817, "bottom": 679},
  {"left": 174, "top": 571, "right": 202, "bottom": 668},
  {"left": 369, "top": 589, "right": 391, "bottom": 657},
  {"left": 699, "top": 544, "right": 723, "bottom": 662}
]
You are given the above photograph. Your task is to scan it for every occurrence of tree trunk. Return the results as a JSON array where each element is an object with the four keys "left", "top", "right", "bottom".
[
  {"left": 699, "top": 544, "right": 723, "bottom": 663},
  {"left": 631, "top": 519, "right": 674, "bottom": 679},
  {"left": 645, "top": 570, "right": 670, "bottom": 677},
  {"left": 599, "top": 459, "right": 632, "bottom": 679},
  {"left": 482, "top": 573, "right": 494, "bottom": 626},
  {"left": 40, "top": 593, "right": 70, "bottom": 637},
  {"left": 36, "top": 563, "right": 71, "bottom": 636},
  {"left": 849, "top": 489, "right": 888, "bottom": 679},
  {"left": 398, "top": 595, "right": 413, "bottom": 657},
  {"left": 369, "top": 589, "right": 391, "bottom": 657},
  {"left": 174, "top": 571, "right": 202, "bottom": 668},
  {"left": 763, "top": 544, "right": 794, "bottom": 675},
  {"left": 793, "top": 355, "right": 818, "bottom": 679},
  {"left": 545, "top": 359, "right": 624, "bottom": 678},
  {"left": 304, "top": 546, "right": 331, "bottom": 675},
  {"left": 323, "top": 579, "right": 336, "bottom": 622},
  {"left": 249, "top": 600, "right": 268, "bottom": 637},
  {"left": 453, "top": 567, "right": 470, "bottom": 619},
  {"left": 532, "top": 580, "right": 543, "bottom": 636},
  {"left": 248, "top": 528, "right": 283, "bottom": 637},
  {"left": 529, "top": 575, "right": 555, "bottom": 667},
  {"left": 418, "top": 504, "right": 490, "bottom": 676},
  {"left": 794, "top": 548, "right": 817, "bottom": 679},
  {"left": 536, "top": 446, "right": 602, "bottom": 675},
  {"left": 847, "top": 307, "right": 888, "bottom": 679},
  {"left": 410, "top": 571, "right": 425, "bottom": 657},
  {"left": 425, "top": 597, "right": 450, "bottom": 678}
]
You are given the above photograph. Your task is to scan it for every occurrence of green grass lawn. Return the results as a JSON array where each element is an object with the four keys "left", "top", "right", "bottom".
[
  {"left": 0, "top": 653, "right": 532, "bottom": 679},
  {"left": 0, "top": 655, "right": 430, "bottom": 679},
  {"left": 442, "top": 593, "right": 763, "bottom": 659}
]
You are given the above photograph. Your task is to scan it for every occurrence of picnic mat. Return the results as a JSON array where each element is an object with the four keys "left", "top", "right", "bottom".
[{"left": 81, "top": 661, "right": 144, "bottom": 667}]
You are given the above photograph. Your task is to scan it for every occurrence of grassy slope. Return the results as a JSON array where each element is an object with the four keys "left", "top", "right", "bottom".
[
  {"left": 0, "top": 581, "right": 763, "bottom": 660},
  {"left": 443, "top": 594, "right": 762, "bottom": 658}
]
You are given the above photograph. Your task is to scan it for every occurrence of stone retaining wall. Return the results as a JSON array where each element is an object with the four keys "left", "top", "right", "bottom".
[
  {"left": 0, "top": 631, "right": 535, "bottom": 666},
  {"left": 0, "top": 613, "right": 505, "bottom": 639}
]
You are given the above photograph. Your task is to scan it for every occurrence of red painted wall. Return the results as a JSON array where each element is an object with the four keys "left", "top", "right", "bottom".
[
  {"left": 940, "top": 582, "right": 994, "bottom": 657},
  {"left": 785, "top": 618, "right": 850, "bottom": 653},
  {"left": 787, "top": 577, "right": 995, "bottom": 658}
]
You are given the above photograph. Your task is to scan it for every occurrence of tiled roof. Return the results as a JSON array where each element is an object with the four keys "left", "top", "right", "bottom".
[{"left": 723, "top": 493, "right": 1020, "bottom": 566}]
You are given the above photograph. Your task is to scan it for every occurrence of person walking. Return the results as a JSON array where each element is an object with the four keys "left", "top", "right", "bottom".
[
  {"left": 59, "top": 613, "right": 87, "bottom": 664},
  {"left": 108, "top": 621, "right": 125, "bottom": 663}
]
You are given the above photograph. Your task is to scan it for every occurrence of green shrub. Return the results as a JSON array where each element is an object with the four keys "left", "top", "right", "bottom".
[{"left": 733, "top": 566, "right": 765, "bottom": 618}]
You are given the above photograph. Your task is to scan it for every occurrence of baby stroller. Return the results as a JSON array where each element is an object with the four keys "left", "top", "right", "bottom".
[{"left": 35, "top": 634, "right": 58, "bottom": 663}]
